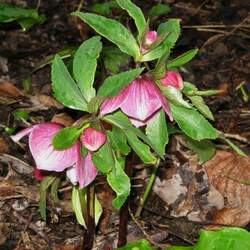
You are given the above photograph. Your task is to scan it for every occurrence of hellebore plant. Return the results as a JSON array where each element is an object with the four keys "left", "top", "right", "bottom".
[{"left": 11, "top": 0, "right": 230, "bottom": 248}]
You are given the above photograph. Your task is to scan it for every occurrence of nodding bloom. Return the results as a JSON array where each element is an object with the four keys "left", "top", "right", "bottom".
[
  {"left": 160, "top": 71, "right": 183, "bottom": 90},
  {"left": 100, "top": 76, "right": 172, "bottom": 127},
  {"left": 100, "top": 71, "right": 184, "bottom": 127},
  {"left": 141, "top": 31, "right": 158, "bottom": 53},
  {"left": 11, "top": 123, "right": 106, "bottom": 188}
]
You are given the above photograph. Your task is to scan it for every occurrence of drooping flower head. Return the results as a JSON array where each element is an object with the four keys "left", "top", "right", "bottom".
[{"left": 100, "top": 76, "right": 172, "bottom": 127}]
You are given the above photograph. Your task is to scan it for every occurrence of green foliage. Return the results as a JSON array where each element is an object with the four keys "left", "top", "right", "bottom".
[
  {"left": 12, "top": 110, "right": 30, "bottom": 121},
  {"left": 183, "top": 82, "right": 214, "bottom": 120},
  {"left": 102, "top": 46, "right": 131, "bottom": 74},
  {"left": 116, "top": 239, "right": 154, "bottom": 249},
  {"left": 167, "top": 227, "right": 250, "bottom": 250},
  {"left": 52, "top": 126, "right": 82, "bottom": 150},
  {"left": 141, "top": 19, "right": 181, "bottom": 61},
  {"left": 98, "top": 68, "right": 144, "bottom": 97},
  {"left": 52, "top": 55, "right": 87, "bottom": 111},
  {"left": 0, "top": 4, "right": 45, "bottom": 30},
  {"left": 73, "top": 36, "right": 102, "bottom": 102},
  {"left": 91, "top": 1, "right": 118, "bottom": 16},
  {"left": 167, "top": 49, "right": 198, "bottom": 69},
  {"left": 170, "top": 103, "right": 218, "bottom": 141},
  {"left": 186, "top": 137, "right": 216, "bottom": 164},
  {"left": 107, "top": 159, "right": 131, "bottom": 209},
  {"left": 146, "top": 110, "right": 168, "bottom": 157},
  {"left": 116, "top": 0, "right": 146, "bottom": 42},
  {"left": 148, "top": 4, "right": 171, "bottom": 18},
  {"left": 73, "top": 12, "right": 141, "bottom": 60}
]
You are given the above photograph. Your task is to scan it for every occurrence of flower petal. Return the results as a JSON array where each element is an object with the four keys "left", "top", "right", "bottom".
[
  {"left": 29, "top": 123, "right": 79, "bottom": 172},
  {"left": 120, "top": 78, "right": 162, "bottom": 121},
  {"left": 11, "top": 127, "right": 34, "bottom": 142},
  {"left": 161, "top": 71, "right": 183, "bottom": 90},
  {"left": 145, "top": 31, "right": 158, "bottom": 46},
  {"left": 66, "top": 165, "right": 78, "bottom": 186},
  {"left": 81, "top": 128, "right": 106, "bottom": 152},
  {"left": 99, "top": 88, "right": 129, "bottom": 117},
  {"left": 78, "top": 152, "right": 98, "bottom": 188}
]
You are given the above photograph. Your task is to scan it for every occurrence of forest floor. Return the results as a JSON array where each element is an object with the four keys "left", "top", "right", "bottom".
[{"left": 0, "top": 0, "right": 250, "bottom": 249}]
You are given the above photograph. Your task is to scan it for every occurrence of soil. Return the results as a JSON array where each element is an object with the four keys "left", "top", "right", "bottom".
[{"left": 0, "top": 0, "right": 250, "bottom": 249}]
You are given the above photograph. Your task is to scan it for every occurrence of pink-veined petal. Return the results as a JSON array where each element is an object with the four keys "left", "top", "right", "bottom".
[
  {"left": 129, "top": 117, "right": 147, "bottom": 127},
  {"left": 66, "top": 165, "right": 78, "bottom": 185},
  {"left": 161, "top": 71, "right": 183, "bottom": 90},
  {"left": 81, "top": 128, "right": 106, "bottom": 152},
  {"left": 11, "top": 126, "right": 34, "bottom": 142},
  {"left": 120, "top": 78, "right": 162, "bottom": 121},
  {"left": 29, "top": 123, "right": 79, "bottom": 172},
  {"left": 78, "top": 152, "right": 98, "bottom": 188},
  {"left": 99, "top": 88, "right": 129, "bottom": 117}
]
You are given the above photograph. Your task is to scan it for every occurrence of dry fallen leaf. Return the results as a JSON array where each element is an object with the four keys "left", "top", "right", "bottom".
[
  {"left": 0, "top": 137, "right": 9, "bottom": 154},
  {"left": 0, "top": 80, "right": 23, "bottom": 98},
  {"left": 51, "top": 113, "right": 74, "bottom": 127},
  {"left": 204, "top": 150, "right": 250, "bottom": 227}
]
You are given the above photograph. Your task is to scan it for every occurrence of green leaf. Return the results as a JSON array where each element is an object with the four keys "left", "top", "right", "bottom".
[
  {"left": 91, "top": 1, "right": 118, "bottom": 16},
  {"left": 50, "top": 177, "right": 60, "bottom": 204},
  {"left": 171, "top": 103, "right": 218, "bottom": 141},
  {"left": 108, "top": 127, "right": 131, "bottom": 155},
  {"left": 73, "top": 12, "right": 140, "bottom": 60},
  {"left": 186, "top": 137, "right": 216, "bottom": 164},
  {"left": 126, "top": 130, "right": 157, "bottom": 164},
  {"left": 167, "top": 227, "right": 250, "bottom": 250},
  {"left": 12, "top": 110, "right": 30, "bottom": 121},
  {"left": 183, "top": 82, "right": 214, "bottom": 120},
  {"left": 116, "top": 0, "right": 146, "bottom": 42},
  {"left": 52, "top": 127, "right": 82, "bottom": 150},
  {"left": 146, "top": 110, "right": 168, "bottom": 157},
  {"left": 167, "top": 48, "right": 198, "bottom": 69},
  {"left": 73, "top": 36, "right": 102, "bottom": 102},
  {"left": 98, "top": 67, "right": 144, "bottom": 97},
  {"left": 103, "top": 111, "right": 164, "bottom": 159},
  {"left": 92, "top": 142, "right": 115, "bottom": 173},
  {"left": 116, "top": 239, "right": 155, "bottom": 250},
  {"left": 107, "top": 159, "right": 131, "bottom": 209},
  {"left": 0, "top": 4, "right": 46, "bottom": 30},
  {"left": 52, "top": 55, "right": 87, "bottom": 111},
  {"left": 220, "top": 137, "right": 247, "bottom": 157},
  {"left": 72, "top": 187, "right": 87, "bottom": 228},
  {"left": 148, "top": 4, "right": 171, "bottom": 18},
  {"left": 161, "top": 85, "right": 191, "bottom": 108},
  {"left": 141, "top": 19, "right": 181, "bottom": 62},
  {"left": 102, "top": 46, "right": 131, "bottom": 74},
  {"left": 39, "top": 176, "right": 57, "bottom": 221}
]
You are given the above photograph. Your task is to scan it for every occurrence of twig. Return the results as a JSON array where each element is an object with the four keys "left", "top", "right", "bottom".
[{"left": 135, "top": 158, "right": 160, "bottom": 218}]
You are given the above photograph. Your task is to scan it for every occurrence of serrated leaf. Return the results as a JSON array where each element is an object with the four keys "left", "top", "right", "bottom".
[
  {"left": 52, "top": 126, "right": 82, "bottom": 150},
  {"left": 125, "top": 130, "right": 157, "bottom": 164},
  {"left": 108, "top": 127, "right": 131, "bottom": 155},
  {"left": 107, "top": 159, "right": 131, "bottom": 209},
  {"left": 141, "top": 19, "right": 180, "bottom": 62},
  {"left": 183, "top": 82, "right": 214, "bottom": 120},
  {"left": 186, "top": 137, "right": 216, "bottom": 164},
  {"left": 116, "top": 0, "right": 146, "bottom": 42},
  {"left": 73, "top": 12, "right": 140, "bottom": 60},
  {"left": 161, "top": 85, "right": 191, "bottom": 108},
  {"left": 146, "top": 110, "right": 168, "bottom": 157},
  {"left": 148, "top": 4, "right": 171, "bottom": 18},
  {"left": 52, "top": 55, "right": 87, "bottom": 111},
  {"left": 73, "top": 36, "right": 102, "bottom": 102},
  {"left": 167, "top": 48, "right": 198, "bottom": 69},
  {"left": 102, "top": 46, "right": 130, "bottom": 74},
  {"left": 171, "top": 103, "right": 218, "bottom": 141},
  {"left": 98, "top": 67, "right": 144, "bottom": 97},
  {"left": 92, "top": 142, "right": 115, "bottom": 173}
]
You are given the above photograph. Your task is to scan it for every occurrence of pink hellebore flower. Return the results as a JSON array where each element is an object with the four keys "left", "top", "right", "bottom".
[
  {"left": 141, "top": 31, "right": 158, "bottom": 53},
  {"left": 66, "top": 127, "right": 106, "bottom": 188},
  {"left": 100, "top": 76, "right": 173, "bottom": 127},
  {"left": 160, "top": 71, "right": 183, "bottom": 90}
]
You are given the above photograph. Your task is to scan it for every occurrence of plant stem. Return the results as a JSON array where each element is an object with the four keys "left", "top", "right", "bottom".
[
  {"left": 135, "top": 158, "right": 160, "bottom": 218},
  {"left": 82, "top": 184, "right": 95, "bottom": 250},
  {"left": 117, "top": 160, "right": 132, "bottom": 248}
]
